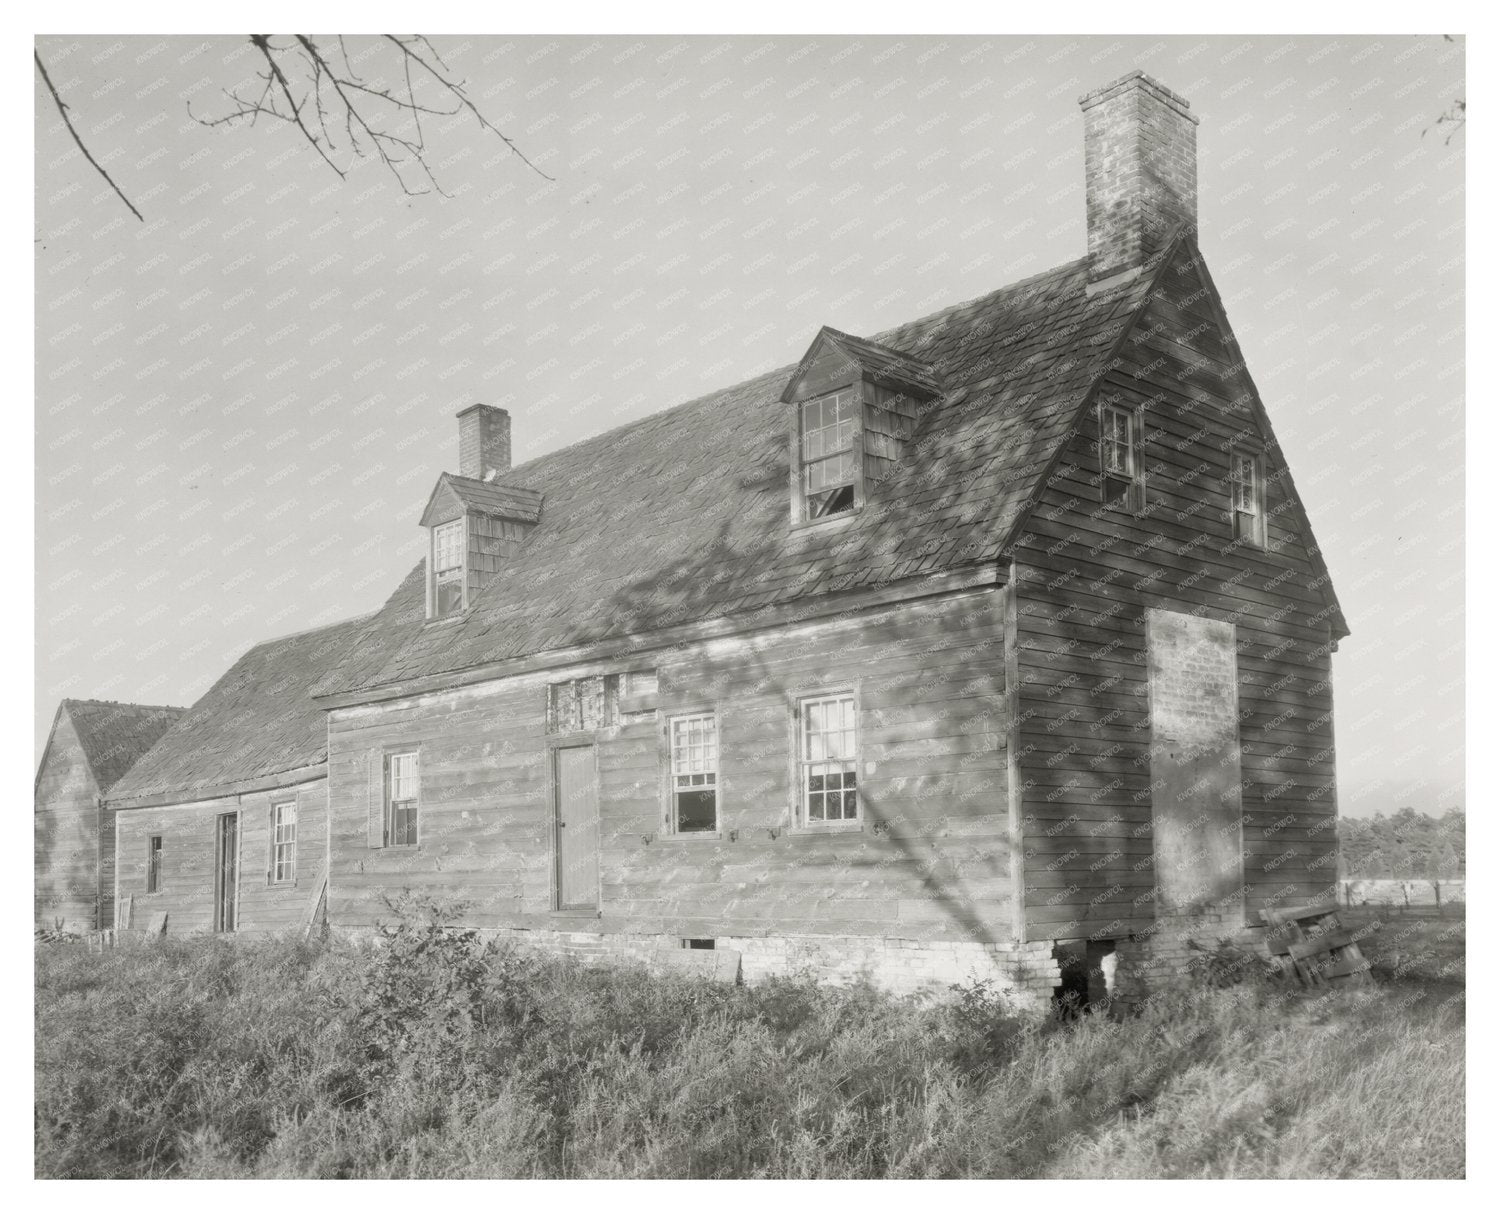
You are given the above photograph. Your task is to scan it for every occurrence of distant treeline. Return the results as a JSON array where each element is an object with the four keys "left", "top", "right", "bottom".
[{"left": 1338, "top": 807, "right": 1465, "bottom": 879}]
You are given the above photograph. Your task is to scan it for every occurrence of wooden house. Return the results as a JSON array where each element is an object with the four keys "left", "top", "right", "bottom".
[
  {"left": 34, "top": 699, "right": 183, "bottom": 932},
  {"left": 51, "top": 72, "right": 1348, "bottom": 1004}
]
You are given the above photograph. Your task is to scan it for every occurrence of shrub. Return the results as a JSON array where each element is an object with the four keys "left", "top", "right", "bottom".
[{"left": 34, "top": 920, "right": 1465, "bottom": 1179}]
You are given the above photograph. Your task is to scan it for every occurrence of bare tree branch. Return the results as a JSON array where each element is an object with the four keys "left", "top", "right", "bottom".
[
  {"left": 1423, "top": 98, "right": 1466, "bottom": 146},
  {"left": 34, "top": 50, "right": 144, "bottom": 222},
  {"left": 191, "top": 33, "right": 553, "bottom": 197},
  {"left": 383, "top": 35, "right": 554, "bottom": 182}
]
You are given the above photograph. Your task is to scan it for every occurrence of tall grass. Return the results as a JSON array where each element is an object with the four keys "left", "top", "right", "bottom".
[{"left": 35, "top": 905, "right": 1464, "bottom": 1179}]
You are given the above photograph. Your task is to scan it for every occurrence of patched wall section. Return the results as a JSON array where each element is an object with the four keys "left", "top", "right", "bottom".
[{"left": 1146, "top": 609, "right": 1243, "bottom": 922}]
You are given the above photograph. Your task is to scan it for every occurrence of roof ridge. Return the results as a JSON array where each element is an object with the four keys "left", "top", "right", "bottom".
[
  {"left": 248, "top": 611, "right": 380, "bottom": 649},
  {"left": 501, "top": 256, "right": 1089, "bottom": 483},
  {"left": 62, "top": 697, "right": 185, "bottom": 712}
]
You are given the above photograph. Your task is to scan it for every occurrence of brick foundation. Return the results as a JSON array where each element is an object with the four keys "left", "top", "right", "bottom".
[{"left": 1111, "top": 906, "right": 1270, "bottom": 1001}]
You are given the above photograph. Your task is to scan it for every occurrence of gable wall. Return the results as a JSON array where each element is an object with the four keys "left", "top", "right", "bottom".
[
  {"left": 113, "top": 780, "right": 327, "bottom": 934},
  {"left": 1010, "top": 248, "right": 1340, "bottom": 943},
  {"left": 326, "top": 589, "right": 1018, "bottom": 944},
  {"left": 34, "top": 712, "right": 102, "bottom": 932}
]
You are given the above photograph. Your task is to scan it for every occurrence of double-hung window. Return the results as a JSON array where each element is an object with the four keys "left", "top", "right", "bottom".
[
  {"left": 1101, "top": 404, "right": 1141, "bottom": 509},
  {"left": 1230, "top": 448, "right": 1265, "bottom": 546},
  {"left": 146, "top": 835, "right": 162, "bottom": 893},
  {"left": 432, "top": 519, "right": 465, "bottom": 617},
  {"left": 801, "top": 388, "right": 859, "bottom": 518},
  {"left": 669, "top": 713, "right": 718, "bottom": 833},
  {"left": 799, "top": 693, "right": 859, "bottom": 824},
  {"left": 385, "top": 751, "right": 420, "bottom": 846},
  {"left": 271, "top": 800, "right": 297, "bottom": 884}
]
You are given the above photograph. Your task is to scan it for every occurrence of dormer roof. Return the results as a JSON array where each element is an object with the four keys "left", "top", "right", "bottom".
[
  {"left": 419, "top": 472, "right": 544, "bottom": 529},
  {"left": 780, "top": 326, "right": 944, "bottom": 404}
]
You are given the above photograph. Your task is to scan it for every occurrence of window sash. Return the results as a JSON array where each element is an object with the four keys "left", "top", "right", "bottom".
[
  {"left": 433, "top": 520, "right": 464, "bottom": 573},
  {"left": 800, "top": 389, "right": 860, "bottom": 518},
  {"left": 146, "top": 836, "right": 162, "bottom": 893},
  {"left": 1103, "top": 406, "right": 1136, "bottom": 477},
  {"left": 799, "top": 694, "right": 859, "bottom": 823},
  {"left": 669, "top": 714, "right": 718, "bottom": 833},
  {"left": 272, "top": 801, "right": 297, "bottom": 883},
  {"left": 1230, "top": 451, "right": 1264, "bottom": 543},
  {"left": 386, "top": 752, "right": 420, "bottom": 846}
]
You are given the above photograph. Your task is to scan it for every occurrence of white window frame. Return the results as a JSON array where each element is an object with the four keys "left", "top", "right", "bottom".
[
  {"left": 430, "top": 517, "right": 466, "bottom": 618},
  {"left": 1229, "top": 447, "right": 1266, "bottom": 547},
  {"left": 1100, "top": 403, "right": 1145, "bottom": 511},
  {"left": 799, "top": 387, "right": 861, "bottom": 520},
  {"left": 797, "top": 691, "right": 860, "bottom": 828},
  {"left": 667, "top": 711, "right": 719, "bottom": 835},
  {"left": 146, "top": 835, "right": 163, "bottom": 894},
  {"left": 385, "top": 751, "right": 421, "bottom": 847},
  {"left": 270, "top": 799, "right": 297, "bottom": 885}
]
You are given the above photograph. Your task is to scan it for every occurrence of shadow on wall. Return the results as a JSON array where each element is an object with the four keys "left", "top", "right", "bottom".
[{"left": 587, "top": 476, "right": 1010, "bottom": 951}]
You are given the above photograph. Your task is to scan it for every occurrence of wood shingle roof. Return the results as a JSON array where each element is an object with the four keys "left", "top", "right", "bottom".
[
  {"left": 314, "top": 248, "right": 1168, "bottom": 699},
  {"left": 105, "top": 615, "right": 373, "bottom": 805},
  {"left": 39, "top": 699, "right": 186, "bottom": 792}
]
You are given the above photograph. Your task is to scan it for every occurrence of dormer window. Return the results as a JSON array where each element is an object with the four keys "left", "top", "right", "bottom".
[
  {"left": 801, "top": 388, "right": 860, "bottom": 518},
  {"left": 781, "top": 327, "right": 940, "bottom": 527},
  {"left": 432, "top": 518, "right": 465, "bottom": 617}
]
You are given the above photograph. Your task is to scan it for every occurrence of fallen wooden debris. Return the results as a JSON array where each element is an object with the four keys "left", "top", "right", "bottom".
[{"left": 1261, "top": 901, "right": 1371, "bottom": 988}]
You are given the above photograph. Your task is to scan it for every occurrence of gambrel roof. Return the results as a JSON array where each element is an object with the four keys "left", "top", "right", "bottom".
[
  {"left": 35, "top": 699, "right": 185, "bottom": 793},
  {"left": 105, "top": 615, "right": 373, "bottom": 806},
  {"left": 317, "top": 232, "right": 1344, "bottom": 701}
]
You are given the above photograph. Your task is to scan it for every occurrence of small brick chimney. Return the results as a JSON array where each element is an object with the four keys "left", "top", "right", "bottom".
[
  {"left": 1079, "top": 71, "right": 1198, "bottom": 290},
  {"left": 457, "top": 404, "right": 510, "bottom": 481}
]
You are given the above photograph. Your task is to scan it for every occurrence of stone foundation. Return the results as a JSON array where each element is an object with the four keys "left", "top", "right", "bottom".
[{"left": 482, "top": 927, "right": 1062, "bottom": 1013}]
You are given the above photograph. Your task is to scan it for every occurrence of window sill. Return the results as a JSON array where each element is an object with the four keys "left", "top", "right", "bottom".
[
  {"left": 787, "top": 820, "right": 864, "bottom": 837},
  {"left": 663, "top": 830, "right": 722, "bottom": 842},
  {"left": 379, "top": 843, "right": 420, "bottom": 852},
  {"left": 422, "top": 612, "right": 468, "bottom": 629},
  {"left": 791, "top": 510, "right": 860, "bottom": 534},
  {"left": 551, "top": 908, "right": 601, "bottom": 920}
]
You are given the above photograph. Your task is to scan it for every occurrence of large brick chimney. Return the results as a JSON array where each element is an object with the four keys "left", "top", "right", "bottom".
[
  {"left": 457, "top": 404, "right": 511, "bottom": 481},
  {"left": 1080, "top": 71, "right": 1198, "bottom": 290}
]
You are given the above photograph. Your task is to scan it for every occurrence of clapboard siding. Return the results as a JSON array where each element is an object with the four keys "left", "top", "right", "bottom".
[
  {"left": 1011, "top": 245, "right": 1341, "bottom": 942},
  {"left": 327, "top": 589, "right": 1017, "bottom": 943},
  {"left": 33, "top": 713, "right": 101, "bottom": 932},
  {"left": 115, "top": 780, "right": 327, "bottom": 934}
]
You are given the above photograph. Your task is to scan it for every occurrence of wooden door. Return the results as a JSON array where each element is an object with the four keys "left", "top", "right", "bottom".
[
  {"left": 214, "top": 813, "right": 238, "bottom": 932},
  {"left": 554, "top": 746, "right": 599, "bottom": 909}
]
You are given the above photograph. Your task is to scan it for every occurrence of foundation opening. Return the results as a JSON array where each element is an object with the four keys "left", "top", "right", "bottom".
[
  {"left": 1052, "top": 938, "right": 1118, "bottom": 1011},
  {"left": 684, "top": 938, "right": 716, "bottom": 950}
]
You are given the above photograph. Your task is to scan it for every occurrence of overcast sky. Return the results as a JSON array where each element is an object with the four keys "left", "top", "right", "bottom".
[{"left": 33, "top": 33, "right": 1463, "bottom": 817}]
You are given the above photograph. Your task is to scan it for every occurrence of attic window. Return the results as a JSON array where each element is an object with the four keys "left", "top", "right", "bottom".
[
  {"left": 1100, "top": 404, "right": 1144, "bottom": 511},
  {"left": 431, "top": 519, "right": 465, "bottom": 618},
  {"left": 1230, "top": 448, "right": 1265, "bottom": 546},
  {"left": 801, "top": 388, "right": 859, "bottom": 518}
]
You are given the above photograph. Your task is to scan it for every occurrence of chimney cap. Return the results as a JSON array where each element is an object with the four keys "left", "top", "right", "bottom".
[
  {"left": 1079, "top": 71, "right": 1198, "bottom": 124},
  {"left": 456, "top": 403, "right": 509, "bottom": 419}
]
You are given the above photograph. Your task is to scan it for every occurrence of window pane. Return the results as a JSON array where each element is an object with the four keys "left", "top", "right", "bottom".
[
  {"left": 434, "top": 520, "right": 464, "bottom": 572},
  {"left": 435, "top": 569, "right": 463, "bottom": 616},
  {"left": 801, "top": 695, "right": 858, "bottom": 823},
  {"left": 388, "top": 751, "right": 419, "bottom": 844},
  {"left": 675, "top": 789, "right": 717, "bottom": 833},
  {"left": 801, "top": 389, "right": 859, "bottom": 516}
]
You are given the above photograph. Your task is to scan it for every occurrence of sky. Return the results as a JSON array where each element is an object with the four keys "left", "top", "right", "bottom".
[{"left": 33, "top": 33, "right": 1464, "bottom": 817}]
